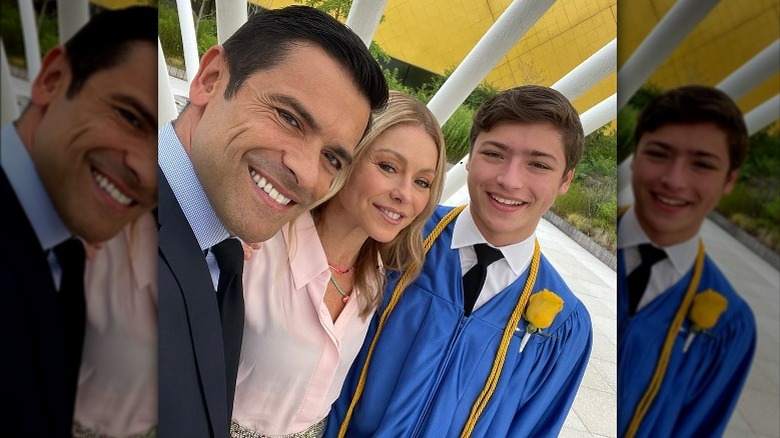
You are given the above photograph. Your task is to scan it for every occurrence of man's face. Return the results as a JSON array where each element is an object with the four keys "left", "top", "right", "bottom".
[
  {"left": 466, "top": 122, "right": 573, "bottom": 247},
  {"left": 28, "top": 42, "right": 157, "bottom": 244},
  {"left": 187, "top": 44, "right": 371, "bottom": 243},
  {"left": 631, "top": 122, "right": 737, "bottom": 246}
]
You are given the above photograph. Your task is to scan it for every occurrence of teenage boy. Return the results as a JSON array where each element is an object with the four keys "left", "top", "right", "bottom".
[
  {"left": 617, "top": 85, "right": 756, "bottom": 438},
  {"left": 329, "top": 85, "right": 593, "bottom": 438}
]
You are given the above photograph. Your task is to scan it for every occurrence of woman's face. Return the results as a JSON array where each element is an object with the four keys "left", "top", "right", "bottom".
[{"left": 335, "top": 123, "right": 439, "bottom": 243}]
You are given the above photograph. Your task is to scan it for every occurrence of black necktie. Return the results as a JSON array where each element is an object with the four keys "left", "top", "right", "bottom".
[
  {"left": 462, "top": 243, "right": 504, "bottom": 316},
  {"left": 52, "top": 238, "right": 87, "bottom": 405},
  {"left": 628, "top": 244, "right": 667, "bottom": 315},
  {"left": 210, "top": 238, "right": 245, "bottom": 416}
]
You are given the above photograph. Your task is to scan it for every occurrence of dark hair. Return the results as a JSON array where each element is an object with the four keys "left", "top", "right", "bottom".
[
  {"left": 64, "top": 6, "right": 157, "bottom": 98},
  {"left": 469, "top": 85, "right": 584, "bottom": 174},
  {"left": 220, "top": 6, "right": 387, "bottom": 113},
  {"left": 634, "top": 85, "right": 748, "bottom": 172}
]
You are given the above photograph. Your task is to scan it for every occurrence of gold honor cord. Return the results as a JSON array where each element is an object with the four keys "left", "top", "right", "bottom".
[
  {"left": 337, "top": 205, "right": 466, "bottom": 438},
  {"left": 624, "top": 240, "right": 706, "bottom": 438},
  {"left": 459, "top": 239, "right": 541, "bottom": 438}
]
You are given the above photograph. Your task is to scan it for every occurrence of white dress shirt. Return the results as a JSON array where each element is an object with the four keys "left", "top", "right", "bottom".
[{"left": 451, "top": 205, "right": 536, "bottom": 312}]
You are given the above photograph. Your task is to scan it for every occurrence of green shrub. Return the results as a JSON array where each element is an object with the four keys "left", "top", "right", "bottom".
[{"left": 441, "top": 105, "right": 474, "bottom": 163}]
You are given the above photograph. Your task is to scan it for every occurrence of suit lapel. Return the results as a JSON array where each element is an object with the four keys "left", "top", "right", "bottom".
[{"left": 158, "top": 168, "right": 229, "bottom": 432}]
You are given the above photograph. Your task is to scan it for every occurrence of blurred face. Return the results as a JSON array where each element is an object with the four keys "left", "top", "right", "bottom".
[
  {"left": 467, "top": 122, "right": 572, "bottom": 247},
  {"left": 27, "top": 43, "right": 157, "bottom": 244},
  {"left": 187, "top": 44, "right": 371, "bottom": 243},
  {"left": 631, "top": 123, "right": 737, "bottom": 246},
  {"left": 335, "top": 124, "right": 438, "bottom": 243}
]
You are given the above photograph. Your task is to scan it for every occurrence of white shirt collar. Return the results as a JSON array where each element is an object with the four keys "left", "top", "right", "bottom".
[
  {"left": 158, "top": 122, "right": 229, "bottom": 251},
  {"left": 451, "top": 204, "right": 535, "bottom": 276},
  {"left": 1, "top": 123, "right": 71, "bottom": 250},
  {"left": 618, "top": 205, "right": 698, "bottom": 275}
]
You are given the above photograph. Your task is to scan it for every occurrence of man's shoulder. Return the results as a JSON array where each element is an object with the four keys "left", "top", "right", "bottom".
[{"left": 701, "top": 254, "right": 755, "bottom": 323}]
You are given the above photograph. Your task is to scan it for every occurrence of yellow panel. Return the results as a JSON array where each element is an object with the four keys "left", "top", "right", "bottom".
[{"left": 91, "top": 0, "right": 155, "bottom": 8}]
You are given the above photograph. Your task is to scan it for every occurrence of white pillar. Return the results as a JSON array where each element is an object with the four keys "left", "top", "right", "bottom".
[
  {"left": 216, "top": 0, "right": 247, "bottom": 45},
  {"left": 427, "top": 0, "right": 556, "bottom": 126},
  {"left": 176, "top": 0, "right": 200, "bottom": 85},
  {"left": 345, "top": 0, "right": 388, "bottom": 48},
  {"left": 158, "top": 39, "right": 178, "bottom": 128},
  {"left": 57, "top": 0, "right": 89, "bottom": 43},
  {"left": 18, "top": 0, "right": 41, "bottom": 80},
  {"left": 617, "top": 156, "right": 634, "bottom": 207},
  {"left": 1, "top": 41, "right": 19, "bottom": 125},
  {"left": 552, "top": 38, "right": 616, "bottom": 102},
  {"left": 745, "top": 94, "right": 780, "bottom": 135},
  {"left": 617, "top": 0, "right": 720, "bottom": 110},
  {"left": 717, "top": 39, "right": 780, "bottom": 101},
  {"left": 580, "top": 93, "right": 616, "bottom": 136}
]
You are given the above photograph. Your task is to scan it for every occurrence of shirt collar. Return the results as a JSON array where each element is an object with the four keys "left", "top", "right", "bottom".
[
  {"left": 158, "top": 122, "right": 229, "bottom": 251},
  {"left": 451, "top": 204, "right": 536, "bottom": 276},
  {"left": 1, "top": 123, "right": 71, "bottom": 250},
  {"left": 284, "top": 212, "right": 329, "bottom": 290},
  {"left": 618, "top": 205, "right": 699, "bottom": 274}
]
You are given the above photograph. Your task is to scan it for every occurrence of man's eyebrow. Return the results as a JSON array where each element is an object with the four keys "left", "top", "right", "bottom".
[
  {"left": 481, "top": 140, "right": 559, "bottom": 162},
  {"left": 111, "top": 93, "right": 156, "bottom": 129}
]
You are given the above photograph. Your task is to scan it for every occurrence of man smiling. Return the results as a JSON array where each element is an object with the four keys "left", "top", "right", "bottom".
[
  {"left": 0, "top": 7, "right": 157, "bottom": 437},
  {"left": 617, "top": 85, "right": 756, "bottom": 437},
  {"left": 157, "top": 6, "right": 387, "bottom": 438}
]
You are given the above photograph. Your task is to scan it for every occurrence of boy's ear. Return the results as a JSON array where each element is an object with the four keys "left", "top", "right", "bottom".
[
  {"left": 722, "top": 169, "right": 739, "bottom": 195},
  {"left": 558, "top": 168, "right": 575, "bottom": 195}
]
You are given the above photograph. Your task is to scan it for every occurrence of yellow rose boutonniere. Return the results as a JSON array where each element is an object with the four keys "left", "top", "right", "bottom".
[
  {"left": 683, "top": 289, "right": 728, "bottom": 353},
  {"left": 519, "top": 290, "right": 564, "bottom": 353}
]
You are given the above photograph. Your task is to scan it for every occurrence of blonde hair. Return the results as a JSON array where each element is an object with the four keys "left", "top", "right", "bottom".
[{"left": 315, "top": 90, "right": 446, "bottom": 318}]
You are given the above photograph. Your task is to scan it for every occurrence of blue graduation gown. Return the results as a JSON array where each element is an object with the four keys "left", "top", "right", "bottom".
[
  {"left": 617, "top": 249, "right": 756, "bottom": 437},
  {"left": 327, "top": 206, "right": 593, "bottom": 438}
]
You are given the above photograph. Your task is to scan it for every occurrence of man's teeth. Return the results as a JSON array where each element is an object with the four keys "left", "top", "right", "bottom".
[
  {"left": 92, "top": 170, "right": 133, "bottom": 206},
  {"left": 491, "top": 194, "right": 523, "bottom": 206},
  {"left": 380, "top": 208, "right": 401, "bottom": 220},
  {"left": 657, "top": 195, "right": 687, "bottom": 206},
  {"left": 250, "top": 170, "right": 291, "bottom": 206}
]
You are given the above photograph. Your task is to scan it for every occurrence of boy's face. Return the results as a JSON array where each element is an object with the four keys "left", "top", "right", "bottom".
[
  {"left": 631, "top": 122, "right": 738, "bottom": 246},
  {"left": 466, "top": 122, "right": 573, "bottom": 247}
]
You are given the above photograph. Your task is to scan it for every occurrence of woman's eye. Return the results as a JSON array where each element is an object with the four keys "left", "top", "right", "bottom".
[
  {"left": 415, "top": 179, "right": 431, "bottom": 189},
  {"left": 379, "top": 163, "right": 396, "bottom": 173}
]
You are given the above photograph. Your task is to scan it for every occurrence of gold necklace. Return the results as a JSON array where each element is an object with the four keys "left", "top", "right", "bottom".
[{"left": 330, "top": 275, "right": 351, "bottom": 303}]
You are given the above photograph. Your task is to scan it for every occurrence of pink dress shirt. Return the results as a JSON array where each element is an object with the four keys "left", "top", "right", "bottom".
[
  {"left": 74, "top": 213, "right": 157, "bottom": 435},
  {"left": 233, "top": 213, "right": 373, "bottom": 435}
]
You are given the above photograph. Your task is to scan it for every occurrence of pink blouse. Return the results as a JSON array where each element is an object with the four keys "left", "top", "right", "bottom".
[
  {"left": 233, "top": 213, "right": 373, "bottom": 435},
  {"left": 74, "top": 213, "right": 157, "bottom": 435}
]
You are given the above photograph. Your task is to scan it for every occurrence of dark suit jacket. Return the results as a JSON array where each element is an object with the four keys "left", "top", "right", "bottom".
[
  {"left": 0, "top": 167, "right": 73, "bottom": 437},
  {"left": 158, "top": 168, "right": 231, "bottom": 438}
]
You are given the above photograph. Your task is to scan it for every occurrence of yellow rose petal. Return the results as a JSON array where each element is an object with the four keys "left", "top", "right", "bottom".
[
  {"left": 688, "top": 289, "right": 728, "bottom": 330},
  {"left": 524, "top": 289, "right": 564, "bottom": 330}
]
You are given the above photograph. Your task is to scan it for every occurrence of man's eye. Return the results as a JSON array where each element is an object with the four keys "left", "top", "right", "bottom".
[
  {"left": 118, "top": 108, "right": 141, "bottom": 129},
  {"left": 278, "top": 110, "right": 299, "bottom": 128},
  {"left": 324, "top": 152, "right": 342, "bottom": 170}
]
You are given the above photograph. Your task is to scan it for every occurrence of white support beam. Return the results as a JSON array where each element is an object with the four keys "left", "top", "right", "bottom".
[
  {"left": 617, "top": 0, "right": 720, "bottom": 110},
  {"left": 345, "top": 0, "right": 388, "bottom": 48},
  {"left": 427, "top": 0, "right": 556, "bottom": 126},
  {"left": 18, "top": 0, "right": 41, "bottom": 80},
  {"left": 176, "top": 0, "right": 200, "bottom": 85},
  {"left": 57, "top": 0, "right": 89, "bottom": 43},
  {"left": 745, "top": 94, "right": 780, "bottom": 135},
  {"left": 552, "top": 38, "right": 616, "bottom": 102},
  {"left": 1, "top": 41, "right": 19, "bottom": 126},
  {"left": 216, "top": 0, "right": 247, "bottom": 45},
  {"left": 717, "top": 39, "right": 780, "bottom": 101},
  {"left": 158, "top": 39, "right": 178, "bottom": 128}
]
